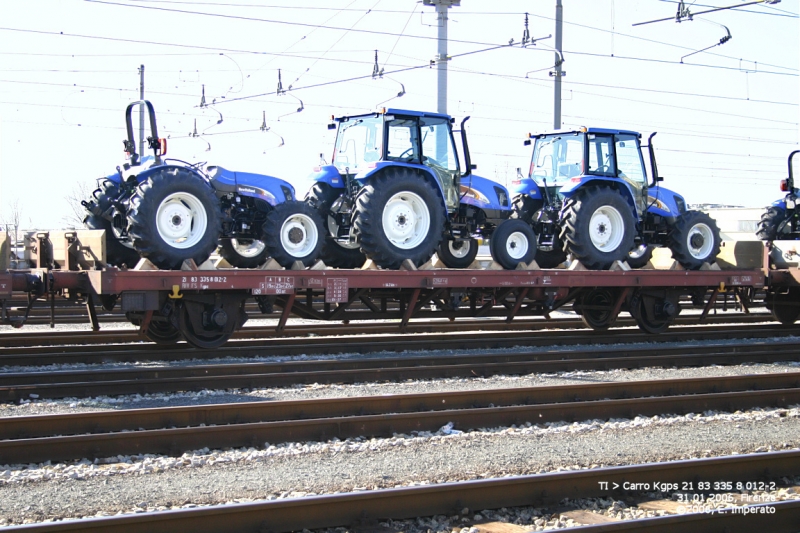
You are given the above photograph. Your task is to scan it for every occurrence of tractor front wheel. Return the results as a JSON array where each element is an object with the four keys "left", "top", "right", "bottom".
[
  {"left": 354, "top": 170, "right": 445, "bottom": 269},
  {"left": 262, "top": 201, "right": 324, "bottom": 268},
  {"left": 437, "top": 238, "right": 479, "bottom": 268},
  {"left": 667, "top": 211, "right": 721, "bottom": 269},
  {"left": 490, "top": 219, "right": 537, "bottom": 269},
  {"left": 127, "top": 168, "right": 223, "bottom": 270},
  {"left": 560, "top": 186, "right": 635, "bottom": 269},
  {"left": 218, "top": 238, "right": 270, "bottom": 268}
]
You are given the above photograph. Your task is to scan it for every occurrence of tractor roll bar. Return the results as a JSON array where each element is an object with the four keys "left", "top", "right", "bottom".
[{"left": 124, "top": 100, "right": 164, "bottom": 166}]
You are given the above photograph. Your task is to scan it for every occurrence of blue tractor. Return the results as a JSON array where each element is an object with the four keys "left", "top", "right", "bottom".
[
  {"left": 82, "top": 100, "right": 324, "bottom": 271},
  {"left": 304, "top": 108, "right": 535, "bottom": 270},
  {"left": 511, "top": 128, "right": 721, "bottom": 271},
  {"left": 757, "top": 150, "right": 800, "bottom": 241}
]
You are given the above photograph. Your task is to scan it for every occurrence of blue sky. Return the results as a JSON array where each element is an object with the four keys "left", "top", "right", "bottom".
[{"left": 0, "top": 0, "right": 797, "bottom": 228}]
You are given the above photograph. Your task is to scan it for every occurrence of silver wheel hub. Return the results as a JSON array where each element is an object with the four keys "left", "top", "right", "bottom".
[
  {"left": 589, "top": 205, "right": 625, "bottom": 252},
  {"left": 280, "top": 213, "right": 319, "bottom": 259},
  {"left": 155, "top": 192, "right": 208, "bottom": 250},
  {"left": 382, "top": 191, "right": 431, "bottom": 250},
  {"left": 505, "top": 231, "right": 529, "bottom": 260}
]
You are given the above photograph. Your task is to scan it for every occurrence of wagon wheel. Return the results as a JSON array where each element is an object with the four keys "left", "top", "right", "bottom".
[
  {"left": 177, "top": 299, "right": 243, "bottom": 349},
  {"left": 576, "top": 288, "right": 619, "bottom": 331}
]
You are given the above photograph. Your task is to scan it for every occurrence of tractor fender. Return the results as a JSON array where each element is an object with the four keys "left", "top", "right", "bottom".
[
  {"left": 770, "top": 197, "right": 789, "bottom": 210},
  {"left": 461, "top": 174, "right": 512, "bottom": 212},
  {"left": 509, "top": 176, "right": 543, "bottom": 200},
  {"left": 559, "top": 177, "right": 639, "bottom": 221},
  {"left": 358, "top": 163, "right": 448, "bottom": 213},
  {"left": 208, "top": 166, "right": 295, "bottom": 207},
  {"left": 106, "top": 155, "right": 161, "bottom": 185},
  {"left": 306, "top": 165, "right": 346, "bottom": 189},
  {"left": 134, "top": 163, "right": 205, "bottom": 185}
]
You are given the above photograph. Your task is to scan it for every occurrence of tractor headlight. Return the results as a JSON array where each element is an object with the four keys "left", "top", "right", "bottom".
[
  {"left": 281, "top": 186, "right": 294, "bottom": 202},
  {"left": 494, "top": 187, "right": 509, "bottom": 207}
]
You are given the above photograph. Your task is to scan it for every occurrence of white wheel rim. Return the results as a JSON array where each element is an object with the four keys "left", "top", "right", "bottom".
[
  {"left": 629, "top": 244, "right": 648, "bottom": 259},
  {"left": 156, "top": 192, "right": 208, "bottom": 250},
  {"left": 687, "top": 222, "right": 714, "bottom": 259},
  {"left": 382, "top": 191, "right": 431, "bottom": 250},
  {"left": 589, "top": 205, "right": 625, "bottom": 252},
  {"left": 280, "top": 213, "right": 319, "bottom": 258},
  {"left": 231, "top": 239, "right": 266, "bottom": 258},
  {"left": 327, "top": 214, "right": 360, "bottom": 250},
  {"left": 505, "top": 231, "right": 530, "bottom": 260},
  {"left": 448, "top": 240, "right": 472, "bottom": 259}
]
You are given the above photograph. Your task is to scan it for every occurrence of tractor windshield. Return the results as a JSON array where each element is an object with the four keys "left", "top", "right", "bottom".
[
  {"left": 332, "top": 115, "right": 383, "bottom": 171},
  {"left": 529, "top": 133, "right": 584, "bottom": 186}
]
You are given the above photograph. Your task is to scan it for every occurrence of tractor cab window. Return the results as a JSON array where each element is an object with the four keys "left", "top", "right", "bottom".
[
  {"left": 420, "top": 116, "right": 459, "bottom": 209},
  {"left": 386, "top": 118, "right": 420, "bottom": 162},
  {"left": 420, "top": 117, "right": 458, "bottom": 172},
  {"left": 529, "top": 134, "right": 584, "bottom": 186},
  {"left": 587, "top": 134, "right": 615, "bottom": 176},
  {"left": 332, "top": 115, "right": 382, "bottom": 171},
  {"left": 615, "top": 134, "right": 646, "bottom": 184}
]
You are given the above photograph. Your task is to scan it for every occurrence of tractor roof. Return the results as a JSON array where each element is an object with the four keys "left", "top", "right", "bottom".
[
  {"left": 535, "top": 127, "right": 641, "bottom": 137},
  {"left": 336, "top": 108, "right": 453, "bottom": 122}
]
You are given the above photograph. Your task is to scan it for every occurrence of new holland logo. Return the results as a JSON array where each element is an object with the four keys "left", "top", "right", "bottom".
[{"left": 238, "top": 186, "right": 266, "bottom": 196}]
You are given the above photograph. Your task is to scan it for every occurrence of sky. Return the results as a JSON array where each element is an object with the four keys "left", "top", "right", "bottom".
[{"left": 0, "top": 0, "right": 797, "bottom": 229}]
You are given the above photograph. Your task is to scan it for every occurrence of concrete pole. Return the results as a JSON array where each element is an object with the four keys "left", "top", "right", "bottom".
[
  {"left": 436, "top": 3, "right": 449, "bottom": 115},
  {"left": 138, "top": 65, "right": 145, "bottom": 155},
  {"left": 553, "top": 0, "right": 563, "bottom": 130}
]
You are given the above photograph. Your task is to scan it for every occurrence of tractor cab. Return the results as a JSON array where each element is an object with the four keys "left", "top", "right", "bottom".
[
  {"left": 327, "top": 108, "right": 468, "bottom": 212},
  {"left": 516, "top": 128, "right": 652, "bottom": 217}
]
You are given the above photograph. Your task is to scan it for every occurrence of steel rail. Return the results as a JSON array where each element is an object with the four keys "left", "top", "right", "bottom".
[
  {"left": 5, "top": 452, "right": 800, "bottom": 532},
  {"left": 2, "top": 340, "right": 800, "bottom": 402},
  {"left": 1, "top": 323, "right": 797, "bottom": 368},
  {"left": 1, "top": 372, "right": 799, "bottom": 464},
  {"left": 0, "top": 312, "right": 774, "bottom": 348}
]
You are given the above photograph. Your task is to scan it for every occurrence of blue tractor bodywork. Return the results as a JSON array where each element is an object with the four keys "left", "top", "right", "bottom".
[
  {"left": 305, "top": 108, "right": 519, "bottom": 269},
  {"left": 82, "top": 100, "right": 319, "bottom": 271},
  {"left": 757, "top": 150, "right": 800, "bottom": 241},
  {"left": 511, "top": 128, "right": 719, "bottom": 270}
]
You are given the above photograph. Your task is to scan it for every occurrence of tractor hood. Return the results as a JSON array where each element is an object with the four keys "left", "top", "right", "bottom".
[{"left": 208, "top": 166, "right": 295, "bottom": 206}]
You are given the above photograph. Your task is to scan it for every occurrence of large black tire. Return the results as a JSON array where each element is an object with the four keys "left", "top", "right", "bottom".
[
  {"left": 756, "top": 206, "right": 791, "bottom": 240},
  {"left": 305, "top": 183, "right": 366, "bottom": 268},
  {"left": 127, "top": 167, "right": 222, "bottom": 270},
  {"left": 437, "top": 238, "right": 479, "bottom": 268},
  {"left": 218, "top": 238, "right": 270, "bottom": 268},
  {"left": 536, "top": 240, "right": 568, "bottom": 268},
  {"left": 490, "top": 219, "right": 537, "bottom": 270},
  {"left": 560, "top": 186, "right": 636, "bottom": 270},
  {"left": 667, "top": 210, "right": 721, "bottom": 270},
  {"left": 626, "top": 244, "right": 654, "bottom": 269},
  {"left": 83, "top": 214, "right": 141, "bottom": 268},
  {"left": 353, "top": 170, "right": 446, "bottom": 269},
  {"left": 262, "top": 201, "right": 324, "bottom": 268},
  {"left": 83, "top": 180, "right": 141, "bottom": 268}
]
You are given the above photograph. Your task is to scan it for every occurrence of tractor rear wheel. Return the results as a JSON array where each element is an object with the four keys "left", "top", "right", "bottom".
[
  {"left": 667, "top": 211, "right": 721, "bottom": 269},
  {"left": 560, "top": 186, "right": 635, "bottom": 269},
  {"left": 218, "top": 238, "right": 269, "bottom": 268},
  {"left": 490, "top": 219, "right": 537, "bottom": 269},
  {"left": 354, "top": 170, "right": 445, "bottom": 269},
  {"left": 437, "top": 238, "right": 479, "bottom": 268},
  {"left": 83, "top": 180, "right": 141, "bottom": 268},
  {"left": 756, "top": 206, "right": 791, "bottom": 240},
  {"left": 127, "top": 167, "right": 223, "bottom": 270},
  {"left": 306, "top": 183, "right": 366, "bottom": 268},
  {"left": 262, "top": 201, "right": 324, "bottom": 268}
]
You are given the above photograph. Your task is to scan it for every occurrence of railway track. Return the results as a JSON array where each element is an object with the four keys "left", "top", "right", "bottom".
[
  {"left": 2, "top": 338, "right": 800, "bottom": 401},
  {"left": 0, "top": 311, "right": 774, "bottom": 348},
  {"left": 1, "top": 322, "right": 797, "bottom": 369},
  {"left": 2, "top": 372, "right": 799, "bottom": 465},
  {"left": 5, "top": 451, "right": 799, "bottom": 532}
]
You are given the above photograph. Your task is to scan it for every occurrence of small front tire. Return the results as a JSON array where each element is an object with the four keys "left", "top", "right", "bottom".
[
  {"left": 262, "top": 201, "right": 324, "bottom": 268},
  {"left": 667, "top": 211, "right": 721, "bottom": 270},
  {"left": 218, "top": 238, "right": 270, "bottom": 268},
  {"left": 490, "top": 219, "right": 537, "bottom": 270},
  {"left": 437, "top": 238, "right": 479, "bottom": 268}
]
